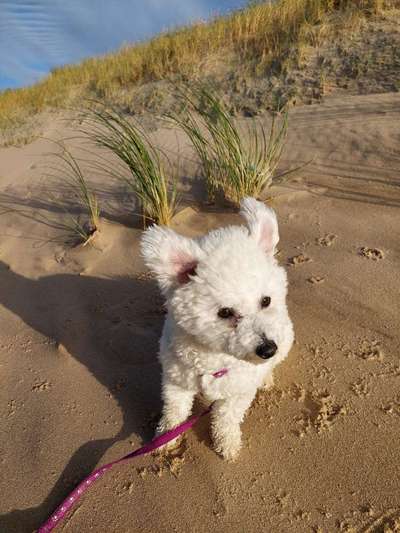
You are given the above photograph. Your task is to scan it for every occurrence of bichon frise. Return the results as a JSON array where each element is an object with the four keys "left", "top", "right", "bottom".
[{"left": 141, "top": 197, "right": 294, "bottom": 460}]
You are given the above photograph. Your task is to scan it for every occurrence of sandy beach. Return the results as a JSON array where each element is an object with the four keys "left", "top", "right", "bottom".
[{"left": 0, "top": 91, "right": 399, "bottom": 532}]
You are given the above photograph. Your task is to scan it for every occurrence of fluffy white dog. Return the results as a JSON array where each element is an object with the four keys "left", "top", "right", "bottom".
[{"left": 141, "top": 197, "right": 294, "bottom": 460}]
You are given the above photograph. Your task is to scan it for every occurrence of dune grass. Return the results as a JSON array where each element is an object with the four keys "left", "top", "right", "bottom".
[
  {"left": 169, "top": 85, "right": 288, "bottom": 204},
  {"left": 0, "top": 0, "right": 396, "bottom": 136},
  {"left": 168, "top": 90, "right": 220, "bottom": 201},
  {"left": 47, "top": 142, "right": 100, "bottom": 244},
  {"left": 82, "top": 104, "right": 176, "bottom": 226}
]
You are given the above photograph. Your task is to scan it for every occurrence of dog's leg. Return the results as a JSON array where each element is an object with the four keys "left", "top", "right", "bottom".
[
  {"left": 211, "top": 394, "right": 254, "bottom": 461},
  {"left": 156, "top": 383, "right": 195, "bottom": 446}
]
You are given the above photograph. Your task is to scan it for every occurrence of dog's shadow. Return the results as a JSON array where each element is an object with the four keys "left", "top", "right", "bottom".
[{"left": 0, "top": 261, "right": 164, "bottom": 532}]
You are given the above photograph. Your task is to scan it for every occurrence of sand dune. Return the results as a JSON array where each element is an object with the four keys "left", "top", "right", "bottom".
[{"left": 0, "top": 92, "right": 399, "bottom": 532}]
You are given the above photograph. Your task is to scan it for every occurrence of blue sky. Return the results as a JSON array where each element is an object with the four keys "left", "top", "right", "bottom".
[{"left": 0, "top": 0, "right": 248, "bottom": 91}]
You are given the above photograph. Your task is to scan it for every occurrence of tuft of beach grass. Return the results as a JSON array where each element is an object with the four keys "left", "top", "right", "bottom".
[
  {"left": 82, "top": 103, "right": 177, "bottom": 226},
  {"left": 43, "top": 142, "right": 100, "bottom": 245},
  {"left": 169, "top": 85, "right": 288, "bottom": 204}
]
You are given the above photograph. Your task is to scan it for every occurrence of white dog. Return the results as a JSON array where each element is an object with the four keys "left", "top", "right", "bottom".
[{"left": 141, "top": 197, "right": 294, "bottom": 460}]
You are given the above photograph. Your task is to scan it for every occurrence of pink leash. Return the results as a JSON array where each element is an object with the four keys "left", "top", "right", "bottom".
[{"left": 38, "top": 368, "right": 228, "bottom": 532}]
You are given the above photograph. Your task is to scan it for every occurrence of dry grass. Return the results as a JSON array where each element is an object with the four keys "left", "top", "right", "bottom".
[{"left": 0, "top": 0, "right": 397, "bottom": 136}]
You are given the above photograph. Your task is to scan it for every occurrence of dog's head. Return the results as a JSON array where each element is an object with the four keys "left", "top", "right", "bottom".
[{"left": 141, "top": 197, "right": 291, "bottom": 362}]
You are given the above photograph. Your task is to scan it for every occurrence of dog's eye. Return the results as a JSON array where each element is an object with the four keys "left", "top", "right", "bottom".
[
  {"left": 261, "top": 296, "right": 271, "bottom": 308},
  {"left": 218, "top": 307, "right": 235, "bottom": 319}
]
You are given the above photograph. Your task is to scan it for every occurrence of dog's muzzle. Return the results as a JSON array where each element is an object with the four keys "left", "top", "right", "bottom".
[{"left": 255, "top": 338, "right": 277, "bottom": 359}]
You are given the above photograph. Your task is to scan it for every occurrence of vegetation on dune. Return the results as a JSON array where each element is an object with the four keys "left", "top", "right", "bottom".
[
  {"left": 53, "top": 83, "right": 288, "bottom": 234},
  {"left": 82, "top": 104, "right": 177, "bottom": 226},
  {"left": 47, "top": 143, "right": 100, "bottom": 244},
  {"left": 169, "top": 85, "right": 288, "bottom": 204},
  {"left": 0, "top": 0, "right": 398, "bottom": 136}
]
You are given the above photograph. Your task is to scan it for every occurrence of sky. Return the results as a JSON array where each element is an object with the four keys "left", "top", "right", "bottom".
[{"left": 0, "top": 0, "right": 248, "bottom": 91}]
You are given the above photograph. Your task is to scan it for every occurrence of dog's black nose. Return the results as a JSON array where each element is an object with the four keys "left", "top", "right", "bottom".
[{"left": 255, "top": 339, "right": 277, "bottom": 359}]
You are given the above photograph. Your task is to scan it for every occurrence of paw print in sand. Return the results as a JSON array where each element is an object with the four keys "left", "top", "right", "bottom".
[
  {"left": 308, "top": 276, "right": 325, "bottom": 284},
  {"left": 359, "top": 247, "right": 384, "bottom": 261},
  {"left": 316, "top": 234, "right": 337, "bottom": 247},
  {"left": 288, "top": 254, "right": 312, "bottom": 266},
  {"left": 32, "top": 380, "right": 51, "bottom": 392}
]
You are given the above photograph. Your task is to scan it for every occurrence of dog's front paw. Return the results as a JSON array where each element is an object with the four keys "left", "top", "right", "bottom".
[
  {"left": 154, "top": 431, "right": 182, "bottom": 455},
  {"left": 213, "top": 428, "right": 242, "bottom": 461},
  {"left": 261, "top": 372, "right": 274, "bottom": 391},
  {"left": 154, "top": 419, "right": 183, "bottom": 452}
]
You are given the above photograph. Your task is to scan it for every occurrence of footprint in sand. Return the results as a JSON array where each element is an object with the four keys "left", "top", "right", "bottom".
[
  {"left": 350, "top": 377, "right": 370, "bottom": 397},
  {"left": 316, "top": 233, "right": 337, "bottom": 247},
  {"left": 288, "top": 254, "right": 312, "bottom": 266},
  {"left": 294, "top": 390, "right": 347, "bottom": 437},
  {"left": 289, "top": 383, "right": 306, "bottom": 402},
  {"left": 32, "top": 380, "right": 51, "bottom": 392},
  {"left": 341, "top": 339, "right": 384, "bottom": 363},
  {"left": 7, "top": 400, "right": 17, "bottom": 418},
  {"left": 362, "top": 509, "right": 400, "bottom": 532},
  {"left": 359, "top": 247, "right": 384, "bottom": 260},
  {"left": 136, "top": 441, "right": 188, "bottom": 479},
  {"left": 381, "top": 396, "right": 400, "bottom": 416},
  {"left": 308, "top": 276, "right": 325, "bottom": 284},
  {"left": 311, "top": 391, "right": 347, "bottom": 433},
  {"left": 358, "top": 340, "right": 384, "bottom": 362}
]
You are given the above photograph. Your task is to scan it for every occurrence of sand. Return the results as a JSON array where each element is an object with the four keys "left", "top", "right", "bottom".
[{"left": 0, "top": 92, "right": 399, "bottom": 533}]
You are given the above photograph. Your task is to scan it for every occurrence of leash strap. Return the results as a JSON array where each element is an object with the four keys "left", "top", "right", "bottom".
[{"left": 38, "top": 368, "right": 228, "bottom": 532}]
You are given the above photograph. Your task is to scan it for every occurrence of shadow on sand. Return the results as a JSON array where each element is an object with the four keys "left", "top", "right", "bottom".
[{"left": 0, "top": 261, "right": 164, "bottom": 532}]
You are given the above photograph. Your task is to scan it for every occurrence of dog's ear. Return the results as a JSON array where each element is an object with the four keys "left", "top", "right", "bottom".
[
  {"left": 141, "top": 225, "right": 203, "bottom": 293},
  {"left": 240, "top": 197, "right": 279, "bottom": 255}
]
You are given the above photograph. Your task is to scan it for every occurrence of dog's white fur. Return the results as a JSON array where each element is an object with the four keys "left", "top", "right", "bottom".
[{"left": 141, "top": 198, "right": 294, "bottom": 460}]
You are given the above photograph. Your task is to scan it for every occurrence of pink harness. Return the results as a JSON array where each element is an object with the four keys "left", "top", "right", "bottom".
[{"left": 38, "top": 368, "right": 228, "bottom": 532}]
